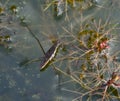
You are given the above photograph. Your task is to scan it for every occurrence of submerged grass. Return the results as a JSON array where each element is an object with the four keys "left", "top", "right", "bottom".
[
  {"left": 15, "top": 1, "right": 120, "bottom": 100},
  {"left": 1, "top": 0, "right": 120, "bottom": 101},
  {"left": 44, "top": 0, "right": 95, "bottom": 20},
  {"left": 50, "top": 16, "right": 120, "bottom": 101}
]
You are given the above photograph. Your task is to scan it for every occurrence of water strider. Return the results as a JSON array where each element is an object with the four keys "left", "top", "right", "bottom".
[
  {"left": 40, "top": 40, "right": 61, "bottom": 71},
  {"left": 23, "top": 23, "right": 61, "bottom": 71}
]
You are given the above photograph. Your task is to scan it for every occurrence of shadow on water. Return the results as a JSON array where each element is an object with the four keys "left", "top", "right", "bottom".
[{"left": 0, "top": 0, "right": 120, "bottom": 101}]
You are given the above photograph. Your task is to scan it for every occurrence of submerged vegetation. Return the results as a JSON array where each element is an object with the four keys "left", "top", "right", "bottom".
[
  {"left": 44, "top": 0, "right": 95, "bottom": 19},
  {"left": 0, "top": 1, "right": 25, "bottom": 50},
  {"left": 0, "top": 0, "right": 120, "bottom": 101},
  {"left": 41, "top": 0, "right": 120, "bottom": 101},
  {"left": 51, "top": 18, "right": 120, "bottom": 101}
]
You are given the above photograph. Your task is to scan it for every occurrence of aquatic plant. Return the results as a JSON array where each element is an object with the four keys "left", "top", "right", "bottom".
[
  {"left": 0, "top": 0, "right": 26, "bottom": 49},
  {"left": 44, "top": 0, "right": 95, "bottom": 19},
  {"left": 50, "top": 17, "right": 120, "bottom": 101},
  {"left": 1, "top": 0, "right": 119, "bottom": 101},
  {"left": 14, "top": 1, "right": 120, "bottom": 100}
]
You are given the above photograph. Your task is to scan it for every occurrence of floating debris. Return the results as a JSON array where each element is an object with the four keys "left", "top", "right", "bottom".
[
  {"left": 0, "top": 27, "right": 14, "bottom": 48},
  {"left": 53, "top": 0, "right": 94, "bottom": 19},
  {"left": 54, "top": 0, "right": 64, "bottom": 17},
  {"left": 10, "top": 5, "right": 18, "bottom": 14},
  {"left": 0, "top": 7, "right": 4, "bottom": 14}
]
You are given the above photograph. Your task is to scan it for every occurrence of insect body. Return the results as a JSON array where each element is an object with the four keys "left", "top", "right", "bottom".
[{"left": 40, "top": 41, "right": 61, "bottom": 71}]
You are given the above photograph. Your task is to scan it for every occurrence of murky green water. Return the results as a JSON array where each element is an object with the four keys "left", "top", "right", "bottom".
[{"left": 0, "top": 0, "right": 120, "bottom": 101}]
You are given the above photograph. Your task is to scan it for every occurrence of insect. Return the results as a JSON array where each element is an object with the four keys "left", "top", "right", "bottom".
[{"left": 40, "top": 40, "right": 61, "bottom": 71}]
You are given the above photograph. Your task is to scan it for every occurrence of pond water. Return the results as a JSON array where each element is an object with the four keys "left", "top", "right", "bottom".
[{"left": 0, "top": 0, "right": 120, "bottom": 101}]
